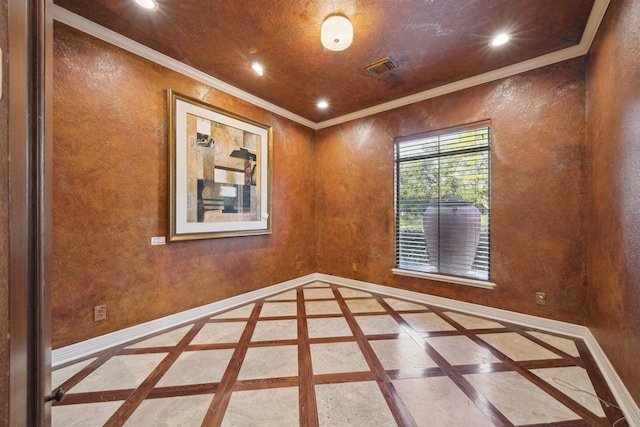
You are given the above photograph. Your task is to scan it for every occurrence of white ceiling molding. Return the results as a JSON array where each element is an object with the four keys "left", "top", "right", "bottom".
[
  {"left": 316, "top": 0, "right": 611, "bottom": 129},
  {"left": 52, "top": 6, "right": 317, "bottom": 130},
  {"left": 54, "top": 0, "right": 610, "bottom": 131}
]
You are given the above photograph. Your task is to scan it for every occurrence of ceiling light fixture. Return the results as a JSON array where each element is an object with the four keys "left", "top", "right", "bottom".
[
  {"left": 251, "top": 62, "right": 264, "bottom": 76},
  {"left": 317, "top": 100, "right": 329, "bottom": 109},
  {"left": 321, "top": 15, "right": 353, "bottom": 51},
  {"left": 133, "top": 0, "right": 158, "bottom": 10},
  {"left": 490, "top": 33, "right": 510, "bottom": 47}
]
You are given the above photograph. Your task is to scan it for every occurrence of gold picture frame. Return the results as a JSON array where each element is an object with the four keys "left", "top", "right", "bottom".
[{"left": 167, "top": 90, "right": 273, "bottom": 241}]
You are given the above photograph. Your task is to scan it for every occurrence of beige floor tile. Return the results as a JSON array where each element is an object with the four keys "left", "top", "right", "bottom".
[
  {"left": 222, "top": 387, "right": 299, "bottom": 427},
  {"left": 401, "top": 312, "right": 457, "bottom": 332},
  {"left": 126, "top": 325, "right": 193, "bottom": 349},
  {"left": 316, "top": 381, "right": 396, "bottom": 427},
  {"left": 266, "top": 289, "right": 298, "bottom": 301},
  {"left": 393, "top": 377, "right": 494, "bottom": 426},
  {"left": 338, "top": 287, "right": 373, "bottom": 298},
  {"left": 260, "top": 301, "right": 298, "bottom": 317},
  {"left": 52, "top": 358, "right": 96, "bottom": 388},
  {"left": 479, "top": 332, "right": 562, "bottom": 361},
  {"left": 304, "top": 287, "right": 336, "bottom": 299},
  {"left": 383, "top": 298, "right": 429, "bottom": 311},
  {"left": 426, "top": 335, "right": 501, "bottom": 366},
  {"left": 369, "top": 339, "right": 438, "bottom": 370},
  {"left": 528, "top": 331, "right": 580, "bottom": 357},
  {"left": 237, "top": 345, "right": 298, "bottom": 380},
  {"left": 156, "top": 349, "right": 234, "bottom": 386},
  {"left": 355, "top": 314, "right": 405, "bottom": 335},
  {"left": 531, "top": 366, "right": 606, "bottom": 417},
  {"left": 251, "top": 319, "right": 298, "bottom": 342},
  {"left": 213, "top": 304, "right": 255, "bottom": 319},
  {"left": 190, "top": 321, "right": 246, "bottom": 345},
  {"left": 70, "top": 353, "right": 167, "bottom": 393},
  {"left": 307, "top": 316, "right": 353, "bottom": 338},
  {"left": 305, "top": 300, "right": 343, "bottom": 315},
  {"left": 311, "top": 342, "right": 370, "bottom": 374},
  {"left": 125, "top": 394, "right": 213, "bottom": 426},
  {"left": 52, "top": 401, "right": 123, "bottom": 427},
  {"left": 345, "top": 299, "right": 386, "bottom": 313},
  {"left": 444, "top": 311, "right": 505, "bottom": 330},
  {"left": 465, "top": 371, "right": 580, "bottom": 425}
]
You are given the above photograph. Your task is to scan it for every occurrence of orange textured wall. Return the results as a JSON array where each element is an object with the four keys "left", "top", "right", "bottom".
[
  {"left": 317, "top": 58, "right": 587, "bottom": 324},
  {"left": 586, "top": 0, "right": 640, "bottom": 406},
  {"left": 52, "top": 24, "right": 317, "bottom": 348}
]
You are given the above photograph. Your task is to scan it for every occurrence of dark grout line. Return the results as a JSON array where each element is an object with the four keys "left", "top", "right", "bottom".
[
  {"left": 201, "top": 302, "right": 263, "bottom": 426},
  {"left": 332, "top": 285, "right": 420, "bottom": 427},
  {"left": 296, "top": 287, "right": 319, "bottom": 427},
  {"left": 103, "top": 320, "right": 208, "bottom": 426},
  {"left": 575, "top": 340, "right": 627, "bottom": 426},
  {"left": 373, "top": 294, "right": 515, "bottom": 427},
  {"left": 429, "top": 306, "right": 605, "bottom": 426}
]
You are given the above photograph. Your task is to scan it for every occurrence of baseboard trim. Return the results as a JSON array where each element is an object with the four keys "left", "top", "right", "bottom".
[
  {"left": 51, "top": 274, "right": 314, "bottom": 367},
  {"left": 52, "top": 272, "right": 639, "bottom": 425}
]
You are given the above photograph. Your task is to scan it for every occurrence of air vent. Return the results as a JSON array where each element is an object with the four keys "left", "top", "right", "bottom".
[{"left": 365, "top": 56, "right": 396, "bottom": 76}]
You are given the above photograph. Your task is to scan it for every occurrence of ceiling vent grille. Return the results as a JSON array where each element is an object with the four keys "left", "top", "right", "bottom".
[{"left": 365, "top": 56, "right": 396, "bottom": 76}]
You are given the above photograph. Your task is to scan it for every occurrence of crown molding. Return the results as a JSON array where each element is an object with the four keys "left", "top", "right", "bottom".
[
  {"left": 52, "top": 6, "right": 317, "bottom": 130},
  {"left": 54, "top": 0, "right": 611, "bottom": 131},
  {"left": 315, "top": 0, "right": 611, "bottom": 129}
]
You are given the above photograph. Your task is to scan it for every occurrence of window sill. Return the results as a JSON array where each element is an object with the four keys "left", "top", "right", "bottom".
[{"left": 392, "top": 268, "right": 496, "bottom": 290}]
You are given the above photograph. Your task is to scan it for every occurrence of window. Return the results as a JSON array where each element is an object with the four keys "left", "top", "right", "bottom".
[{"left": 395, "top": 122, "right": 490, "bottom": 281}]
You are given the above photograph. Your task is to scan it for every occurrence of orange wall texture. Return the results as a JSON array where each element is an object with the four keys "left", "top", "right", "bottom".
[
  {"left": 586, "top": 0, "right": 640, "bottom": 406},
  {"left": 316, "top": 58, "right": 587, "bottom": 325},
  {"left": 52, "top": 24, "right": 317, "bottom": 348}
]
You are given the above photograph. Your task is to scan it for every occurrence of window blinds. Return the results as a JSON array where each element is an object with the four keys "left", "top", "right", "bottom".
[{"left": 395, "top": 123, "right": 490, "bottom": 281}]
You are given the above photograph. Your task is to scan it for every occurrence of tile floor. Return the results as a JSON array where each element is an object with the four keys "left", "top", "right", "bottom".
[{"left": 51, "top": 282, "right": 627, "bottom": 426}]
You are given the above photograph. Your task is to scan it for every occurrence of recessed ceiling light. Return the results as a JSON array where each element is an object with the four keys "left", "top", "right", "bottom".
[
  {"left": 490, "top": 33, "right": 510, "bottom": 47},
  {"left": 133, "top": 0, "right": 158, "bottom": 10},
  {"left": 251, "top": 62, "right": 264, "bottom": 76},
  {"left": 317, "top": 100, "right": 329, "bottom": 109}
]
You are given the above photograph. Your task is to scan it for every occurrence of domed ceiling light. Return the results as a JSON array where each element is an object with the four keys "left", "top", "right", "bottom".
[{"left": 321, "top": 15, "right": 353, "bottom": 51}]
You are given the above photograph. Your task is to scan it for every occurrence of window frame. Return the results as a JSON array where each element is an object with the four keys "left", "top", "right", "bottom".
[{"left": 392, "top": 121, "right": 495, "bottom": 289}]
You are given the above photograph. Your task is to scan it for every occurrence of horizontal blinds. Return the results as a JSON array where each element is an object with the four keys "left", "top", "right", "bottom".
[{"left": 395, "top": 125, "right": 490, "bottom": 281}]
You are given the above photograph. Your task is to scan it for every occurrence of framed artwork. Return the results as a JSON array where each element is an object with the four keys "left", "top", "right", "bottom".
[{"left": 167, "top": 90, "right": 273, "bottom": 241}]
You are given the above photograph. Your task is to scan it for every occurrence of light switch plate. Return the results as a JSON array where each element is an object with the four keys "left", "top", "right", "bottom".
[{"left": 151, "top": 236, "right": 166, "bottom": 245}]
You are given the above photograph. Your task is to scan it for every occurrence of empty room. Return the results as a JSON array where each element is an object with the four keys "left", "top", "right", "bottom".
[{"left": 1, "top": 0, "right": 639, "bottom": 425}]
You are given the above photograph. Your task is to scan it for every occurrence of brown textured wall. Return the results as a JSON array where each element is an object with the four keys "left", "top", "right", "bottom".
[
  {"left": 0, "top": 0, "right": 9, "bottom": 422},
  {"left": 586, "top": 0, "right": 640, "bottom": 406},
  {"left": 317, "top": 58, "right": 587, "bottom": 324},
  {"left": 52, "top": 23, "right": 317, "bottom": 348}
]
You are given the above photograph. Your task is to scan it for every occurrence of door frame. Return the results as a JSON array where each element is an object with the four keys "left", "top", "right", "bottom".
[{"left": 8, "top": 0, "right": 53, "bottom": 424}]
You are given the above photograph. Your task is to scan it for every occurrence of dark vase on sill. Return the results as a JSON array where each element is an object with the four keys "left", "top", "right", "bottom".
[{"left": 423, "top": 201, "right": 481, "bottom": 275}]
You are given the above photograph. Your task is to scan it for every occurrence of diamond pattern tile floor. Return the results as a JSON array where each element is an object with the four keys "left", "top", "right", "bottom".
[{"left": 51, "top": 282, "right": 626, "bottom": 426}]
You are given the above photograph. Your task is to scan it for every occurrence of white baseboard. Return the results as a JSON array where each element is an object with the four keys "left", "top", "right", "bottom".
[
  {"left": 51, "top": 274, "right": 314, "bottom": 367},
  {"left": 52, "top": 272, "right": 639, "bottom": 426}
]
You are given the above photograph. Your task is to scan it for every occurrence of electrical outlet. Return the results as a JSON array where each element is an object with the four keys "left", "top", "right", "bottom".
[
  {"left": 352, "top": 262, "right": 358, "bottom": 272},
  {"left": 94, "top": 305, "right": 107, "bottom": 321},
  {"left": 536, "top": 292, "right": 546, "bottom": 306},
  {"left": 296, "top": 260, "right": 302, "bottom": 271}
]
